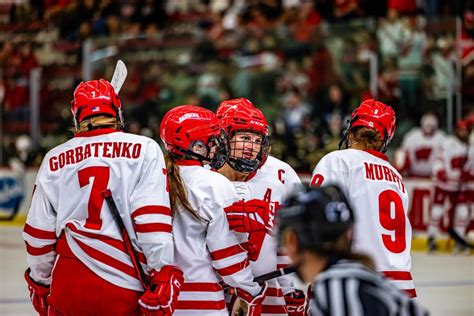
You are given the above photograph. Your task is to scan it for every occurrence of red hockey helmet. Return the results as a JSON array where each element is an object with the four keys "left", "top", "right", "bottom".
[
  {"left": 216, "top": 98, "right": 254, "bottom": 120},
  {"left": 218, "top": 104, "right": 270, "bottom": 173},
  {"left": 456, "top": 118, "right": 470, "bottom": 130},
  {"left": 71, "top": 79, "right": 123, "bottom": 126},
  {"left": 340, "top": 99, "right": 396, "bottom": 152},
  {"left": 160, "top": 105, "right": 228, "bottom": 169}
]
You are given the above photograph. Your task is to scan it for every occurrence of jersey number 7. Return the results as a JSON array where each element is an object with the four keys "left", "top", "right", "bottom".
[{"left": 78, "top": 166, "right": 110, "bottom": 230}]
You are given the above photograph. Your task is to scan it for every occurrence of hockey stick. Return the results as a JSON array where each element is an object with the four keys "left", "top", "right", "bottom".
[
  {"left": 447, "top": 228, "right": 474, "bottom": 249},
  {"left": 102, "top": 189, "right": 150, "bottom": 289},
  {"left": 253, "top": 267, "right": 296, "bottom": 283},
  {"left": 110, "top": 60, "right": 127, "bottom": 94}
]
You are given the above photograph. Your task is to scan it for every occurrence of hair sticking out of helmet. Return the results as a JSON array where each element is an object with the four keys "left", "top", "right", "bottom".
[
  {"left": 71, "top": 79, "right": 123, "bottom": 130},
  {"left": 277, "top": 185, "right": 354, "bottom": 254},
  {"left": 339, "top": 99, "right": 396, "bottom": 153},
  {"left": 218, "top": 103, "right": 270, "bottom": 173},
  {"left": 160, "top": 105, "right": 229, "bottom": 169}
]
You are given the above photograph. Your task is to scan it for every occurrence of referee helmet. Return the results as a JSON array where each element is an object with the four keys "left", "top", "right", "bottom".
[{"left": 277, "top": 185, "right": 355, "bottom": 253}]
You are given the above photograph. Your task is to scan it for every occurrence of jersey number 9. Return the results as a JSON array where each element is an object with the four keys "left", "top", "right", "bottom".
[{"left": 379, "top": 190, "right": 406, "bottom": 253}]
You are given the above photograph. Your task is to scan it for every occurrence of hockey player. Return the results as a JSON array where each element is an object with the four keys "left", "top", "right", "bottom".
[
  {"left": 395, "top": 112, "right": 445, "bottom": 177},
  {"left": 217, "top": 98, "right": 306, "bottom": 315},
  {"left": 276, "top": 185, "right": 429, "bottom": 315},
  {"left": 427, "top": 118, "right": 471, "bottom": 252},
  {"left": 310, "top": 99, "right": 416, "bottom": 297},
  {"left": 160, "top": 105, "right": 267, "bottom": 315},
  {"left": 23, "top": 79, "right": 182, "bottom": 315}
]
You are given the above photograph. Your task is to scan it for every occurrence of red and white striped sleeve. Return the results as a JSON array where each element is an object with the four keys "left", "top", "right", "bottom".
[
  {"left": 206, "top": 201, "right": 261, "bottom": 297},
  {"left": 129, "top": 140, "right": 173, "bottom": 272},
  {"left": 22, "top": 182, "right": 57, "bottom": 286}
]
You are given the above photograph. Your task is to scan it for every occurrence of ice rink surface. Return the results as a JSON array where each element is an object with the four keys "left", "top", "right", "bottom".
[{"left": 1, "top": 225, "right": 473, "bottom": 315}]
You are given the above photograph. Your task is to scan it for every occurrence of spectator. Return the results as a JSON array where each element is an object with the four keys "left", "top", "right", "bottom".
[
  {"left": 318, "top": 83, "right": 350, "bottom": 126},
  {"left": 377, "top": 8, "right": 404, "bottom": 61},
  {"left": 398, "top": 16, "right": 427, "bottom": 119}
]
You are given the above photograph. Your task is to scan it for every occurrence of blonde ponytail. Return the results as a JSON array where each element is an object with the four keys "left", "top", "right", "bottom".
[
  {"left": 165, "top": 154, "right": 202, "bottom": 221},
  {"left": 73, "top": 116, "right": 119, "bottom": 133}
]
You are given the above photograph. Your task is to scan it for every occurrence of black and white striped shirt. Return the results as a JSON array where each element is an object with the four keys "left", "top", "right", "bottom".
[{"left": 310, "top": 259, "right": 428, "bottom": 316}]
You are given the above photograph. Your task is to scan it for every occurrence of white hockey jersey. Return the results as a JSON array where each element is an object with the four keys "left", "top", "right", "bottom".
[
  {"left": 23, "top": 129, "right": 173, "bottom": 291},
  {"left": 311, "top": 149, "right": 416, "bottom": 297},
  {"left": 432, "top": 135, "right": 469, "bottom": 191},
  {"left": 231, "top": 156, "right": 302, "bottom": 315},
  {"left": 399, "top": 128, "right": 445, "bottom": 177},
  {"left": 171, "top": 161, "right": 261, "bottom": 316}
]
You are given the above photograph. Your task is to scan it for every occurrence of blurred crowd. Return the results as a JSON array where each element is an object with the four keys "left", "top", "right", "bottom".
[{"left": 1, "top": 0, "right": 474, "bottom": 172}]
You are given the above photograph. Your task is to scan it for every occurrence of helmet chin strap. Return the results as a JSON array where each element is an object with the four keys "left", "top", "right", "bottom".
[
  {"left": 72, "top": 115, "right": 79, "bottom": 131},
  {"left": 227, "top": 156, "right": 259, "bottom": 174}
]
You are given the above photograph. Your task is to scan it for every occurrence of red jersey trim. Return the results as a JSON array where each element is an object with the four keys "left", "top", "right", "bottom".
[
  {"left": 382, "top": 271, "right": 413, "bottom": 281},
  {"left": 244, "top": 171, "right": 258, "bottom": 181},
  {"left": 210, "top": 244, "right": 245, "bottom": 261},
  {"left": 73, "top": 237, "right": 139, "bottom": 280},
  {"left": 404, "top": 288, "right": 417, "bottom": 298},
  {"left": 277, "top": 264, "right": 289, "bottom": 269},
  {"left": 24, "top": 224, "right": 56, "bottom": 240},
  {"left": 134, "top": 223, "right": 172, "bottom": 233},
  {"left": 66, "top": 223, "right": 147, "bottom": 264},
  {"left": 181, "top": 282, "right": 223, "bottom": 292},
  {"left": 74, "top": 128, "right": 121, "bottom": 138},
  {"left": 266, "top": 287, "right": 284, "bottom": 297},
  {"left": 176, "top": 300, "right": 226, "bottom": 310},
  {"left": 364, "top": 149, "right": 389, "bottom": 162},
  {"left": 215, "top": 258, "right": 249, "bottom": 276},
  {"left": 174, "top": 160, "right": 202, "bottom": 166},
  {"left": 132, "top": 205, "right": 172, "bottom": 219},
  {"left": 25, "top": 241, "right": 55, "bottom": 256}
]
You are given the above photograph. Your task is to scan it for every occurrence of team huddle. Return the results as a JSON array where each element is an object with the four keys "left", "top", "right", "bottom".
[{"left": 22, "top": 79, "right": 429, "bottom": 315}]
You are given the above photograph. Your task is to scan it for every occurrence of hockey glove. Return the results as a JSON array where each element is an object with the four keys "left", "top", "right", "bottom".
[
  {"left": 139, "top": 265, "right": 184, "bottom": 316},
  {"left": 284, "top": 289, "right": 306, "bottom": 316},
  {"left": 232, "top": 282, "right": 268, "bottom": 315},
  {"left": 224, "top": 199, "right": 272, "bottom": 233},
  {"left": 24, "top": 268, "right": 50, "bottom": 316}
]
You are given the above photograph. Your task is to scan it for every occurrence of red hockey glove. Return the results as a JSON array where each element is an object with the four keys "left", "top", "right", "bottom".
[
  {"left": 233, "top": 282, "right": 269, "bottom": 315},
  {"left": 436, "top": 170, "right": 448, "bottom": 182},
  {"left": 224, "top": 199, "right": 272, "bottom": 233},
  {"left": 139, "top": 265, "right": 184, "bottom": 316},
  {"left": 461, "top": 170, "right": 473, "bottom": 182},
  {"left": 284, "top": 289, "right": 306, "bottom": 316},
  {"left": 24, "top": 268, "right": 50, "bottom": 316}
]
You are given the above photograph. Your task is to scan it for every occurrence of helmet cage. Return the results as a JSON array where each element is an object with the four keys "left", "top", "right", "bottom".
[
  {"left": 172, "top": 128, "right": 229, "bottom": 169},
  {"left": 227, "top": 129, "right": 270, "bottom": 173}
]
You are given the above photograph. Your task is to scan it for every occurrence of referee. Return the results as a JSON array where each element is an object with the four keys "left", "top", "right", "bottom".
[{"left": 276, "top": 186, "right": 429, "bottom": 316}]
